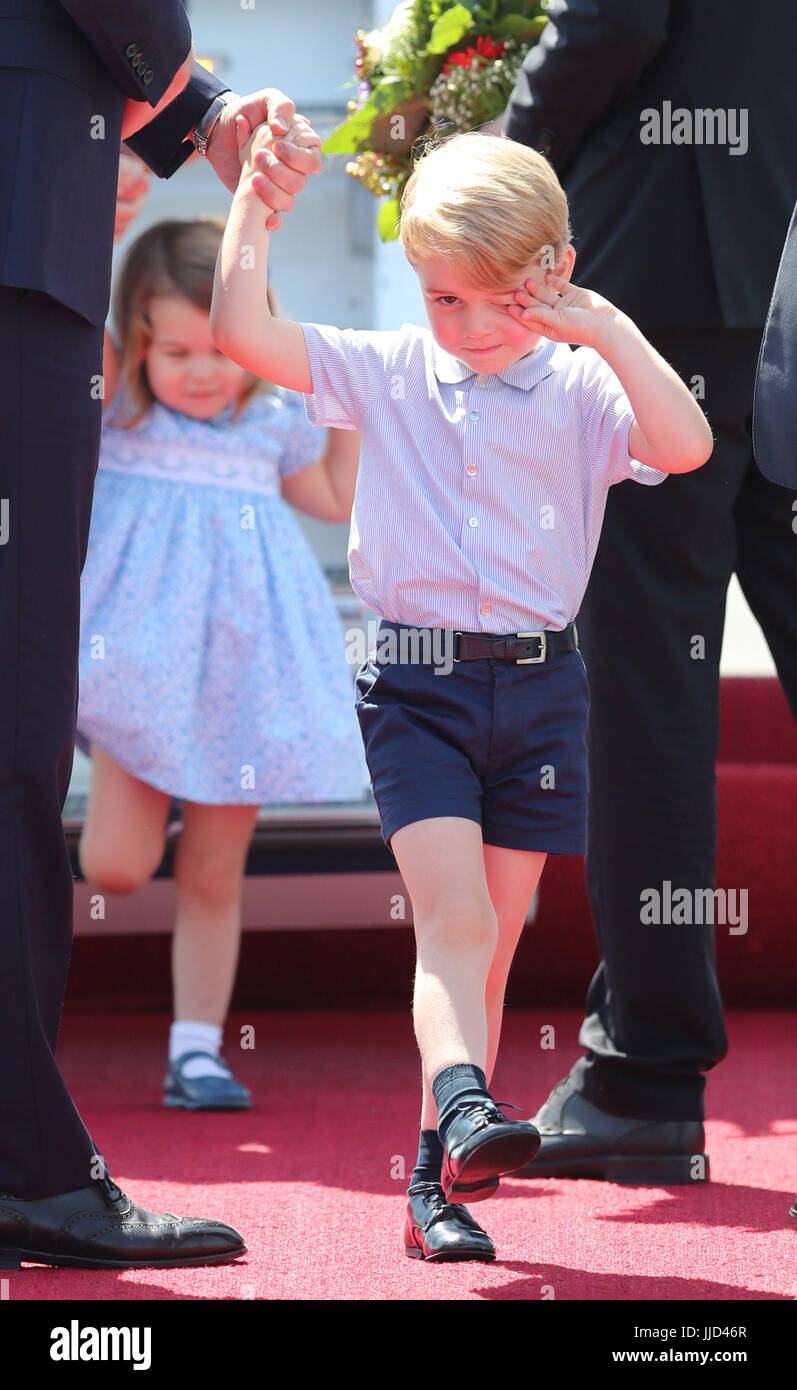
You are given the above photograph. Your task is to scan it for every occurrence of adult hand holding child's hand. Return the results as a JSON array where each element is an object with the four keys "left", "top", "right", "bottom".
[{"left": 235, "top": 114, "right": 322, "bottom": 231}]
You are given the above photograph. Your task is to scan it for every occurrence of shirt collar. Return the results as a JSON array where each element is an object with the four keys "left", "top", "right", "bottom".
[{"left": 431, "top": 333, "right": 560, "bottom": 390}]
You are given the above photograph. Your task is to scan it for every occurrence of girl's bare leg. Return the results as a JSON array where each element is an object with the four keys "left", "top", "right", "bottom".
[
  {"left": 171, "top": 800, "right": 258, "bottom": 1024},
  {"left": 78, "top": 740, "right": 171, "bottom": 893}
]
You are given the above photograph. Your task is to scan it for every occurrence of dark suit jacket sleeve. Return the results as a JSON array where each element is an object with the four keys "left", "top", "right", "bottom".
[
  {"left": 504, "top": 0, "right": 671, "bottom": 176},
  {"left": 752, "top": 199, "right": 797, "bottom": 490},
  {"left": 57, "top": 3, "right": 231, "bottom": 177},
  {"left": 57, "top": 0, "right": 192, "bottom": 104},
  {"left": 125, "top": 61, "right": 231, "bottom": 177}
]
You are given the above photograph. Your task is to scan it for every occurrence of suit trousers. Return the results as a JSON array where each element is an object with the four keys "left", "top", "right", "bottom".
[
  {"left": 0, "top": 285, "right": 105, "bottom": 1196},
  {"left": 570, "top": 327, "right": 797, "bottom": 1119}
]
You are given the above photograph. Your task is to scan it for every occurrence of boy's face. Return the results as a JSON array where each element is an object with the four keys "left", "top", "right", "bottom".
[{"left": 414, "top": 245, "right": 576, "bottom": 374}]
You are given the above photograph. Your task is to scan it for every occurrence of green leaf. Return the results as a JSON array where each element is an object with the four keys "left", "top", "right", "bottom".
[
  {"left": 425, "top": 5, "right": 475, "bottom": 55},
  {"left": 452, "top": 0, "right": 483, "bottom": 19},
  {"left": 322, "top": 78, "right": 414, "bottom": 155},
  {"left": 491, "top": 13, "right": 548, "bottom": 40},
  {"left": 377, "top": 197, "right": 403, "bottom": 242}
]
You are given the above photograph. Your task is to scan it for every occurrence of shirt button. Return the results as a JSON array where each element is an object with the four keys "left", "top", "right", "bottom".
[
  {"left": 468, "top": 410, "right": 479, "bottom": 421},
  {"left": 468, "top": 516, "right": 479, "bottom": 528},
  {"left": 481, "top": 604, "right": 491, "bottom": 615},
  {"left": 476, "top": 374, "right": 488, "bottom": 385},
  {"left": 466, "top": 465, "right": 478, "bottom": 476}
]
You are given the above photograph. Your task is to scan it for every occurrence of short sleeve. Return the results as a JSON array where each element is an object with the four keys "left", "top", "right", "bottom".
[
  {"left": 299, "top": 322, "right": 402, "bottom": 430},
  {"left": 576, "top": 348, "right": 668, "bottom": 487},
  {"left": 274, "top": 392, "right": 325, "bottom": 479}
]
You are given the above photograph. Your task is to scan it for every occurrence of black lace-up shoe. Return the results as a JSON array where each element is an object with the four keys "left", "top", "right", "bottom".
[
  {"left": 0, "top": 1176, "right": 246, "bottom": 1269},
  {"left": 512, "top": 1076, "right": 709, "bottom": 1183},
  {"left": 404, "top": 1182, "right": 495, "bottom": 1262},
  {"left": 441, "top": 1098, "right": 541, "bottom": 1204}
]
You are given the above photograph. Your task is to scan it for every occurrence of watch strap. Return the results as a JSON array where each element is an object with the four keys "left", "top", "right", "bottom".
[
  {"left": 192, "top": 91, "right": 235, "bottom": 156},
  {"left": 124, "top": 61, "right": 231, "bottom": 179}
]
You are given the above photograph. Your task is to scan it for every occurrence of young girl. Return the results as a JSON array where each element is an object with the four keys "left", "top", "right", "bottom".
[
  {"left": 212, "top": 121, "right": 713, "bottom": 1262},
  {"left": 77, "top": 215, "right": 367, "bottom": 1110}
]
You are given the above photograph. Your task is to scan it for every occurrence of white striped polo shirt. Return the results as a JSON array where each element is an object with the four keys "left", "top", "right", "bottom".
[{"left": 300, "top": 321, "right": 667, "bottom": 633}]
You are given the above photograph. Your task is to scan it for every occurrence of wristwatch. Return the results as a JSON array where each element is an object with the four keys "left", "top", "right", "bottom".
[{"left": 191, "top": 91, "right": 237, "bottom": 157}]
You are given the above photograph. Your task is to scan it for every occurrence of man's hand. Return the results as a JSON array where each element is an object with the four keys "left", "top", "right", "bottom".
[
  {"left": 206, "top": 88, "right": 322, "bottom": 230},
  {"left": 507, "top": 272, "right": 622, "bottom": 349},
  {"left": 114, "top": 148, "right": 150, "bottom": 242},
  {"left": 234, "top": 116, "right": 321, "bottom": 228}
]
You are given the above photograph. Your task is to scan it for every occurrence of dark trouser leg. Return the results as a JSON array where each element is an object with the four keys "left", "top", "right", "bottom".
[
  {"left": 733, "top": 457, "right": 797, "bottom": 722},
  {"left": 570, "top": 328, "right": 765, "bottom": 1120},
  {"left": 0, "top": 287, "right": 104, "bottom": 1196}
]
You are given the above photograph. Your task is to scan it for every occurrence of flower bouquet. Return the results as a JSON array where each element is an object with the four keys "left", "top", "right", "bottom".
[{"left": 322, "top": 1, "right": 551, "bottom": 241}]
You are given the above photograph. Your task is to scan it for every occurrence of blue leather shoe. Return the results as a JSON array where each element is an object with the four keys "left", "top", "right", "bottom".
[{"left": 163, "top": 1051, "right": 252, "bottom": 1110}]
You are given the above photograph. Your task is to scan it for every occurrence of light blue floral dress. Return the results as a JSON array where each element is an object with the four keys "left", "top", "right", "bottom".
[{"left": 76, "top": 387, "right": 368, "bottom": 804}]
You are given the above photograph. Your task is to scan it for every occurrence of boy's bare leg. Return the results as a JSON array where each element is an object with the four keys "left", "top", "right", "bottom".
[
  {"left": 391, "top": 816, "right": 502, "bottom": 1127},
  {"left": 483, "top": 844, "right": 547, "bottom": 1085}
]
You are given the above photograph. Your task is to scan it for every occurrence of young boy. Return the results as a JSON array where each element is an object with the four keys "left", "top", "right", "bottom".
[{"left": 211, "top": 122, "right": 713, "bottom": 1264}]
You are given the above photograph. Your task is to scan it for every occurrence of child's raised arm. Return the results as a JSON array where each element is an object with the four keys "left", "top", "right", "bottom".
[
  {"left": 509, "top": 272, "right": 715, "bottom": 474},
  {"left": 210, "top": 121, "right": 316, "bottom": 394}
]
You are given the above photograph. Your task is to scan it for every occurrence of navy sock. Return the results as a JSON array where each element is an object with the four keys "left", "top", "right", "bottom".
[
  {"left": 432, "top": 1063, "right": 490, "bottom": 1145},
  {"left": 408, "top": 1128, "right": 444, "bottom": 1194}
]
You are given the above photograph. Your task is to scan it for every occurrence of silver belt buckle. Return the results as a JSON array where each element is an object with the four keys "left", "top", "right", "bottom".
[
  {"left": 515, "top": 630, "right": 547, "bottom": 664},
  {"left": 452, "top": 631, "right": 463, "bottom": 662}
]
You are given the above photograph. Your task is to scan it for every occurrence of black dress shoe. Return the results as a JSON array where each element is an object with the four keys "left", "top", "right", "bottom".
[
  {"left": 404, "top": 1182, "right": 495, "bottom": 1262},
  {"left": 441, "top": 1098, "right": 541, "bottom": 1204},
  {"left": 512, "top": 1076, "right": 709, "bottom": 1184},
  {"left": 0, "top": 1176, "right": 246, "bottom": 1269}
]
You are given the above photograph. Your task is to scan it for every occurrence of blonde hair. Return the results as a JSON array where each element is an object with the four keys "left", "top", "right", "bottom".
[
  {"left": 400, "top": 132, "right": 572, "bottom": 289},
  {"left": 110, "top": 217, "right": 280, "bottom": 428}
]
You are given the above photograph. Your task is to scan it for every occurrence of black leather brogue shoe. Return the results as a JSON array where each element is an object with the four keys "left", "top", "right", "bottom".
[
  {"left": 513, "top": 1076, "right": 709, "bottom": 1183},
  {"left": 441, "top": 1098, "right": 541, "bottom": 1204},
  {"left": 404, "top": 1183, "right": 495, "bottom": 1262},
  {"left": 0, "top": 1176, "right": 246, "bottom": 1269}
]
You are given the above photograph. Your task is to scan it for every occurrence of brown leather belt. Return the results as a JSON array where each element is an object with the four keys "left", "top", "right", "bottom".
[{"left": 453, "top": 621, "right": 578, "bottom": 664}]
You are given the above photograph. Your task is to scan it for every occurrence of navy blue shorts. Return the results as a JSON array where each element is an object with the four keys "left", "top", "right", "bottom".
[{"left": 354, "top": 622, "right": 590, "bottom": 857}]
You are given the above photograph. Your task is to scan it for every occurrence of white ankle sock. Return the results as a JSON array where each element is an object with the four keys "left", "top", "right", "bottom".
[{"left": 169, "top": 1020, "right": 230, "bottom": 1079}]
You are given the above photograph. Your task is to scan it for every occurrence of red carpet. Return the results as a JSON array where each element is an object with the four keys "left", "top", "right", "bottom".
[{"left": 8, "top": 1007, "right": 795, "bottom": 1300}]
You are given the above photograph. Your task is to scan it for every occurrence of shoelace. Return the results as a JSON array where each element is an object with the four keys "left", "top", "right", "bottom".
[
  {"left": 447, "top": 1097, "right": 523, "bottom": 1131},
  {"left": 100, "top": 1178, "right": 183, "bottom": 1223},
  {"left": 411, "top": 1183, "right": 449, "bottom": 1230},
  {"left": 99, "top": 1176, "right": 134, "bottom": 1216},
  {"left": 410, "top": 1182, "right": 476, "bottom": 1233}
]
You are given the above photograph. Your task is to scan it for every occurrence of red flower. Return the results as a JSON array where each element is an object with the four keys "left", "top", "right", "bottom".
[{"left": 442, "top": 34, "right": 506, "bottom": 75}]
